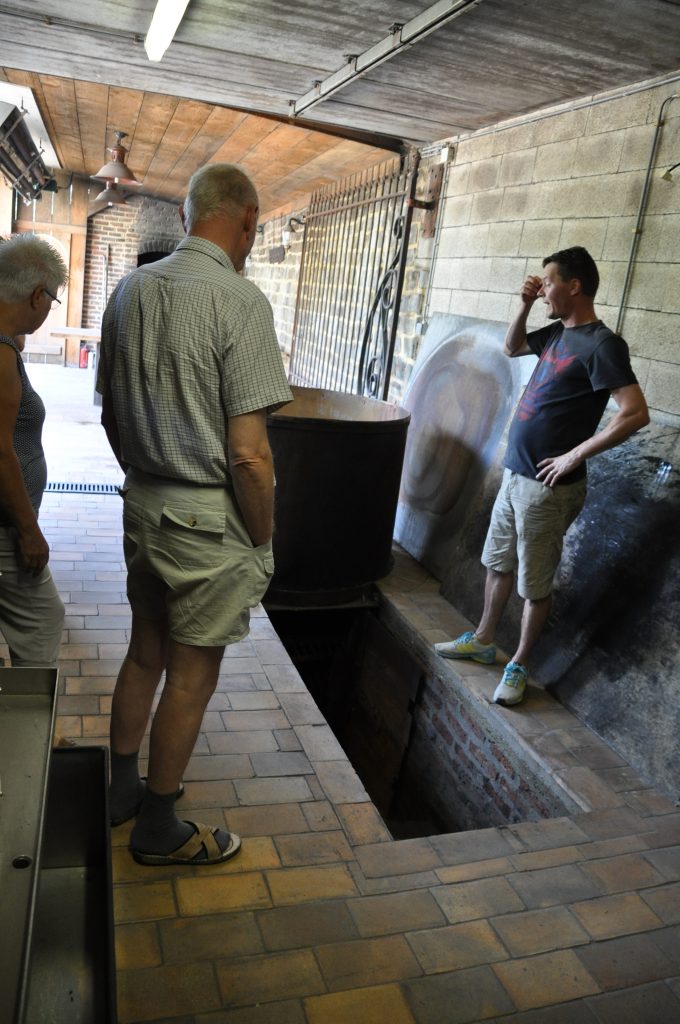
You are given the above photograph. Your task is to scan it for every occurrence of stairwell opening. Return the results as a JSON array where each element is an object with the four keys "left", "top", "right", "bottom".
[{"left": 266, "top": 602, "right": 572, "bottom": 840}]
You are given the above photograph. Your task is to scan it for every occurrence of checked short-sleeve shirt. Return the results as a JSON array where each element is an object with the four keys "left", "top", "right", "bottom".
[{"left": 97, "top": 236, "right": 292, "bottom": 485}]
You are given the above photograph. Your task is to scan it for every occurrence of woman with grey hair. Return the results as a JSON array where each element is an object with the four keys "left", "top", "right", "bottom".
[{"left": 0, "top": 233, "right": 68, "bottom": 665}]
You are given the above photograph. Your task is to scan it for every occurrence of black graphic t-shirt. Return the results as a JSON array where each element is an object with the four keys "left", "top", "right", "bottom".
[{"left": 505, "top": 320, "right": 637, "bottom": 485}]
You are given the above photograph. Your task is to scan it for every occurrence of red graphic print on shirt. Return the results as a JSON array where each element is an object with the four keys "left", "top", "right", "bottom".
[{"left": 516, "top": 337, "right": 577, "bottom": 421}]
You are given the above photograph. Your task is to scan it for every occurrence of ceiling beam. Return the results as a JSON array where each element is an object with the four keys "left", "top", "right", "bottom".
[{"left": 292, "top": 0, "right": 484, "bottom": 118}]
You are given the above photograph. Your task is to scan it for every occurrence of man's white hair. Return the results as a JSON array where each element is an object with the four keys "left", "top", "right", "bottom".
[
  {"left": 183, "top": 163, "right": 259, "bottom": 232},
  {"left": 0, "top": 233, "right": 68, "bottom": 302}
]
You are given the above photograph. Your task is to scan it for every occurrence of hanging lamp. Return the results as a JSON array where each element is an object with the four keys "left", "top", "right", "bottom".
[
  {"left": 92, "top": 131, "right": 140, "bottom": 186},
  {"left": 94, "top": 181, "right": 128, "bottom": 206}
]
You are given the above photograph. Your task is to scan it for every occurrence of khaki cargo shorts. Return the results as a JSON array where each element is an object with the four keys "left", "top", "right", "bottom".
[
  {"left": 121, "top": 469, "right": 274, "bottom": 646},
  {"left": 481, "top": 469, "right": 586, "bottom": 601}
]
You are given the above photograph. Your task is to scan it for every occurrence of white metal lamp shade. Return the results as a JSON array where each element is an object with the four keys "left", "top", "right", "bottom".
[
  {"left": 94, "top": 181, "right": 127, "bottom": 205},
  {"left": 92, "top": 131, "right": 140, "bottom": 186}
]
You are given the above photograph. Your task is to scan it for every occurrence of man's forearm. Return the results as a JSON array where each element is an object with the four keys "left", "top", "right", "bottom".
[
  {"left": 504, "top": 306, "right": 532, "bottom": 356},
  {"left": 230, "top": 451, "right": 275, "bottom": 546},
  {"left": 570, "top": 406, "right": 650, "bottom": 463},
  {"left": 101, "top": 390, "right": 128, "bottom": 472}
]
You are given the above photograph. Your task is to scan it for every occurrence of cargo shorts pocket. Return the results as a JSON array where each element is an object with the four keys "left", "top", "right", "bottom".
[
  {"left": 160, "top": 505, "right": 227, "bottom": 568},
  {"left": 248, "top": 541, "right": 275, "bottom": 607}
]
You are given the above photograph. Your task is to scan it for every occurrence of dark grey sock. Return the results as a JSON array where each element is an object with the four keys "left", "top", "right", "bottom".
[
  {"left": 131, "top": 786, "right": 229, "bottom": 858},
  {"left": 109, "top": 750, "right": 143, "bottom": 821}
]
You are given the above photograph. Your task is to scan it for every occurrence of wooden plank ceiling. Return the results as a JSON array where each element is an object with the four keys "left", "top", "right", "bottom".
[
  {"left": 0, "top": 67, "right": 397, "bottom": 220},
  {"left": 1, "top": 0, "right": 679, "bottom": 218}
]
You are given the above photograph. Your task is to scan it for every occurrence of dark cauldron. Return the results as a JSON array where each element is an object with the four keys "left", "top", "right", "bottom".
[{"left": 266, "top": 385, "right": 410, "bottom": 605}]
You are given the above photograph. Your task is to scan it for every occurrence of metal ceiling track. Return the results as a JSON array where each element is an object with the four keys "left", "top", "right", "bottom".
[{"left": 292, "top": 0, "right": 484, "bottom": 117}]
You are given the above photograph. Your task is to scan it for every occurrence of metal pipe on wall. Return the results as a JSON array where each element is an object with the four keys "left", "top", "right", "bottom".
[{"left": 615, "top": 91, "right": 679, "bottom": 335}]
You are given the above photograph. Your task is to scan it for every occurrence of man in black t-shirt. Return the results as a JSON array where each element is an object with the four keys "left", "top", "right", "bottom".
[{"left": 435, "top": 246, "right": 649, "bottom": 706}]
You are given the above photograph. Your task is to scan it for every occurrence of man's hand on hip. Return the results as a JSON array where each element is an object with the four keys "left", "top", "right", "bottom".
[{"left": 536, "top": 450, "right": 583, "bottom": 487}]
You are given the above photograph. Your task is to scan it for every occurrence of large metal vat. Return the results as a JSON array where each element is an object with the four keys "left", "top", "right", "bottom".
[{"left": 267, "top": 385, "right": 410, "bottom": 605}]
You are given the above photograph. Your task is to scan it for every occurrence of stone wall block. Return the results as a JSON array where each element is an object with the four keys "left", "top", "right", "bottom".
[
  {"left": 617, "top": 124, "right": 657, "bottom": 172},
  {"left": 574, "top": 132, "right": 625, "bottom": 177},
  {"left": 532, "top": 139, "right": 578, "bottom": 183},
  {"left": 470, "top": 188, "right": 504, "bottom": 225},
  {"left": 627, "top": 261, "right": 680, "bottom": 312},
  {"left": 438, "top": 223, "right": 490, "bottom": 259},
  {"left": 518, "top": 219, "right": 563, "bottom": 257},
  {"left": 586, "top": 89, "right": 653, "bottom": 135},
  {"left": 498, "top": 147, "right": 537, "bottom": 187},
  {"left": 490, "top": 120, "right": 537, "bottom": 156},
  {"left": 622, "top": 308, "right": 680, "bottom": 361},
  {"left": 489, "top": 256, "right": 528, "bottom": 294},
  {"left": 486, "top": 221, "right": 521, "bottom": 257},
  {"left": 456, "top": 132, "right": 496, "bottom": 164},
  {"left": 476, "top": 291, "right": 512, "bottom": 324},
  {"left": 532, "top": 106, "right": 589, "bottom": 147},
  {"left": 557, "top": 218, "right": 609, "bottom": 257},
  {"left": 429, "top": 288, "right": 452, "bottom": 316},
  {"left": 601, "top": 216, "right": 638, "bottom": 260},
  {"left": 446, "top": 162, "right": 471, "bottom": 196},
  {"left": 442, "top": 193, "right": 473, "bottom": 227},
  {"left": 499, "top": 185, "right": 533, "bottom": 222},
  {"left": 447, "top": 288, "right": 480, "bottom": 317},
  {"left": 643, "top": 359, "right": 680, "bottom": 415},
  {"left": 468, "top": 155, "right": 503, "bottom": 192}
]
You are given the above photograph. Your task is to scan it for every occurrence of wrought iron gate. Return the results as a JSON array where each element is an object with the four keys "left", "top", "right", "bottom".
[{"left": 289, "top": 152, "right": 419, "bottom": 400}]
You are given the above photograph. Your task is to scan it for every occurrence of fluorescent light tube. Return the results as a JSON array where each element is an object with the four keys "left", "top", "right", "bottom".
[{"left": 144, "top": 0, "right": 191, "bottom": 62}]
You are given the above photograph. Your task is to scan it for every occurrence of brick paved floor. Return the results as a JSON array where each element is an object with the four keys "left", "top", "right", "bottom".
[{"left": 18, "top": 366, "right": 680, "bottom": 1023}]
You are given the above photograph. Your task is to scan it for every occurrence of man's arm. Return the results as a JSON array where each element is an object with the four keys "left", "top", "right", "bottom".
[
  {"left": 101, "top": 386, "right": 128, "bottom": 472},
  {"left": 504, "top": 275, "right": 543, "bottom": 357},
  {"left": 228, "top": 409, "right": 275, "bottom": 546},
  {"left": 0, "top": 346, "right": 49, "bottom": 574},
  {"left": 536, "top": 382, "right": 650, "bottom": 486}
]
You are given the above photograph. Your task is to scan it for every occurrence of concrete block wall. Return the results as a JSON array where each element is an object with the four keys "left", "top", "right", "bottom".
[
  {"left": 425, "top": 74, "right": 680, "bottom": 424},
  {"left": 246, "top": 211, "right": 306, "bottom": 368}
]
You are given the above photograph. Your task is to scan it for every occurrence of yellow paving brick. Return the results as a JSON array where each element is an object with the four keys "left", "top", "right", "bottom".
[
  {"left": 570, "top": 892, "right": 664, "bottom": 939},
  {"left": 204, "top": 835, "right": 282, "bottom": 875},
  {"left": 304, "top": 983, "right": 416, "bottom": 1024},
  {"left": 117, "top": 962, "right": 220, "bottom": 1023},
  {"left": 490, "top": 906, "right": 590, "bottom": 956},
  {"left": 175, "top": 871, "right": 271, "bottom": 915},
  {"left": 580, "top": 853, "right": 664, "bottom": 894},
  {"left": 82, "top": 713, "right": 110, "bottom": 736},
  {"left": 316, "top": 934, "right": 422, "bottom": 990},
  {"left": 493, "top": 949, "right": 601, "bottom": 1010},
  {"left": 115, "top": 922, "right": 162, "bottom": 970},
  {"left": 114, "top": 881, "right": 177, "bottom": 923},
  {"left": 216, "top": 949, "right": 325, "bottom": 1006},
  {"left": 336, "top": 802, "right": 392, "bottom": 845},
  {"left": 267, "top": 864, "right": 358, "bottom": 905},
  {"left": 435, "top": 857, "right": 511, "bottom": 884},
  {"left": 53, "top": 714, "right": 81, "bottom": 737}
]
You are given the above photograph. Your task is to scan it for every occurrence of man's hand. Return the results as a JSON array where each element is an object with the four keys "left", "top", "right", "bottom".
[
  {"left": 504, "top": 275, "right": 544, "bottom": 357},
  {"left": 16, "top": 523, "right": 50, "bottom": 575},
  {"left": 520, "top": 275, "right": 542, "bottom": 306},
  {"left": 536, "top": 450, "right": 583, "bottom": 487}
]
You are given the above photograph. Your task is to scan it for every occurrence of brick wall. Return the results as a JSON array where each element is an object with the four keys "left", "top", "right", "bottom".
[
  {"left": 425, "top": 74, "right": 680, "bottom": 424},
  {"left": 82, "top": 194, "right": 183, "bottom": 327},
  {"left": 407, "top": 670, "right": 565, "bottom": 831}
]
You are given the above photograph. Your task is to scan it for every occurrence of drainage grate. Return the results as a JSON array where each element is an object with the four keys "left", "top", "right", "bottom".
[{"left": 45, "top": 482, "right": 120, "bottom": 494}]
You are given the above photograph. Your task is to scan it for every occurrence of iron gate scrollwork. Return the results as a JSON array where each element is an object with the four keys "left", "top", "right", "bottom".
[{"left": 289, "top": 151, "right": 419, "bottom": 400}]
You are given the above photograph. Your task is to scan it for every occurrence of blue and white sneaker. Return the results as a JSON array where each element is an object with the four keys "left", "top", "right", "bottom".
[
  {"left": 493, "top": 662, "right": 528, "bottom": 706},
  {"left": 435, "top": 630, "right": 496, "bottom": 664}
]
